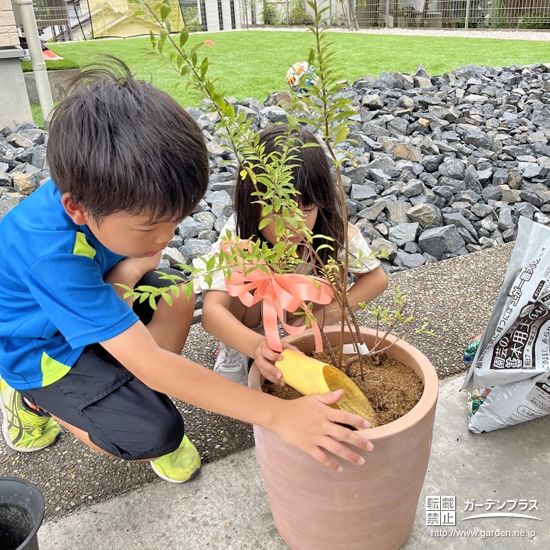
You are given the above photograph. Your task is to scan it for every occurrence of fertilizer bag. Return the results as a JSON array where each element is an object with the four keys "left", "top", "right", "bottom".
[{"left": 462, "top": 216, "right": 550, "bottom": 433}]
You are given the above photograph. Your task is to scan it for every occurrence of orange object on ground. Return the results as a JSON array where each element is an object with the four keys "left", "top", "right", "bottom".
[
  {"left": 204, "top": 40, "right": 215, "bottom": 46},
  {"left": 42, "top": 49, "right": 63, "bottom": 61}
]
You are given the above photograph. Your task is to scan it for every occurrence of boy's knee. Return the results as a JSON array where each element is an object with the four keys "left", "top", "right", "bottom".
[
  {"left": 154, "top": 284, "right": 195, "bottom": 325},
  {"left": 134, "top": 268, "right": 193, "bottom": 324},
  {"left": 172, "top": 285, "right": 195, "bottom": 313}
]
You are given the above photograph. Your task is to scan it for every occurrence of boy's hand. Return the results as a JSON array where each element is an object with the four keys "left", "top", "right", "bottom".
[
  {"left": 253, "top": 337, "right": 300, "bottom": 386},
  {"left": 270, "top": 389, "right": 373, "bottom": 471}
]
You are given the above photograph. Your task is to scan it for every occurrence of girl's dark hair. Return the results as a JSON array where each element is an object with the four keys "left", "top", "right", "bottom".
[
  {"left": 47, "top": 56, "right": 209, "bottom": 222},
  {"left": 234, "top": 125, "right": 345, "bottom": 266}
]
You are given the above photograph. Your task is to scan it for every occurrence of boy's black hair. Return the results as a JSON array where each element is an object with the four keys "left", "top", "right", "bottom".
[
  {"left": 234, "top": 125, "right": 345, "bottom": 267},
  {"left": 47, "top": 56, "right": 209, "bottom": 222}
]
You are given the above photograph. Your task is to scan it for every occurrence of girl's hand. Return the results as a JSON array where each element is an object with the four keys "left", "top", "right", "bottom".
[
  {"left": 269, "top": 389, "right": 374, "bottom": 470},
  {"left": 253, "top": 337, "right": 301, "bottom": 386}
]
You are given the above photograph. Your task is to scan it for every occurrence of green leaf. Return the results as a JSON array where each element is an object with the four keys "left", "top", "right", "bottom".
[
  {"left": 136, "top": 285, "right": 163, "bottom": 293},
  {"left": 179, "top": 28, "right": 189, "bottom": 48},
  {"left": 170, "top": 284, "right": 180, "bottom": 298},
  {"left": 160, "top": 3, "right": 171, "bottom": 21},
  {"left": 206, "top": 255, "right": 216, "bottom": 271},
  {"left": 149, "top": 295, "right": 158, "bottom": 311},
  {"left": 332, "top": 126, "right": 349, "bottom": 147},
  {"left": 158, "top": 28, "right": 168, "bottom": 53},
  {"left": 162, "top": 293, "right": 173, "bottom": 307},
  {"left": 183, "top": 282, "right": 194, "bottom": 301},
  {"left": 115, "top": 283, "right": 134, "bottom": 293}
]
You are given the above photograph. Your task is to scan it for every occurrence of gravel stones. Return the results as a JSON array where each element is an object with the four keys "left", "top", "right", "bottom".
[{"left": 4, "top": 62, "right": 550, "bottom": 279}]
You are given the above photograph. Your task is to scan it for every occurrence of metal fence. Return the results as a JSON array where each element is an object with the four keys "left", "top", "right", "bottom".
[
  {"left": 355, "top": 0, "right": 550, "bottom": 29},
  {"left": 257, "top": 0, "right": 550, "bottom": 30},
  {"left": 31, "top": 0, "right": 91, "bottom": 41},
  {"left": 21, "top": 0, "right": 550, "bottom": 43}
]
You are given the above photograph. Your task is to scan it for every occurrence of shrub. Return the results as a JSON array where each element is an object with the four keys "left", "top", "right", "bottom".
[
  {"left": 262, "top": 0, "right": 280, "bottom": 25},
  {"left": 182, "top": 6, "right": 203, "bottom": 32},
  {"left": 289, "top": 0, "right": 313, "bottom": 25},
  {"left": 518, "top": 11, "right": 550, "bottom": 29}
]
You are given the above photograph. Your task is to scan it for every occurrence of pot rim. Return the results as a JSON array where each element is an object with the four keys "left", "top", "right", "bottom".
[{"left": 249, "top": 326, "right": 439, "bottom": 441}]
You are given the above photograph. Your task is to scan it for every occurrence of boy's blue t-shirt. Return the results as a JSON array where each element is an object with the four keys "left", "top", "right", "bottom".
[{"left": 0, "top": 180, "right": 139, "bottom": 390}]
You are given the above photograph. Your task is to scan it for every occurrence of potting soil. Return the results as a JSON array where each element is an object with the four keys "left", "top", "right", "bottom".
[{"left": 265, "top": 353, "right": 423, "bottom": 427}]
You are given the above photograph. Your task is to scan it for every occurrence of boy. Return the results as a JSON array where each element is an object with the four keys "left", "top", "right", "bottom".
[{"left": 0, "top": 59, "right": 372, "bottom": 483}]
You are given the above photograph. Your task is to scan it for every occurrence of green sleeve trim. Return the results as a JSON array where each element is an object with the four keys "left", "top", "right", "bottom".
[
  {"left": 73, "top": 232, "right": 96, "bottom": 260},
  {"left": 40, "top": 352, "right": 71, "bottom": 387}
]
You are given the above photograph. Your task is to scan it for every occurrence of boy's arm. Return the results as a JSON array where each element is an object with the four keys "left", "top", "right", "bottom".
[
  {"left": 202, "top": 289, "right": 296, "bottom": 385},
  {"left": 104, "top": 253, "right": 163, "bottom": 305},
  {"left": 100, "top": 321, "right": 373, "bottom": 471}
]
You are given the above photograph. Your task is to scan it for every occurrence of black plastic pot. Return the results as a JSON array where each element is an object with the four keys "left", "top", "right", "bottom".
[{"left": 0, "top": 477, "right": 44, "bottom": 550}]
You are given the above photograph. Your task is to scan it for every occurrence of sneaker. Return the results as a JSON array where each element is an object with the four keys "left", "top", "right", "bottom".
[
  {"left": 0, "top": 379, "right": 61, "bottom": 452},
  {"left": 151, "top": 435, "right": 201, "bottom": 483},
  {"left": 213, "top": 343, "right": 249, "bottom": 385}
]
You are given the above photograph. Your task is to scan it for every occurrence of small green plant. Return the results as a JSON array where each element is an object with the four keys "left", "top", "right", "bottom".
[
  {"left": 331, "top": 285, "right": 435, "bottom": 375},
  {"left": 127, "top": 0, "right": 433, "bottom": 381}
]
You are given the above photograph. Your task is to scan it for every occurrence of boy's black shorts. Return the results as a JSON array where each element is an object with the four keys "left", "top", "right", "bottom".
[{"left": 20, "top": 269, "right": 188, "bottom": 461}]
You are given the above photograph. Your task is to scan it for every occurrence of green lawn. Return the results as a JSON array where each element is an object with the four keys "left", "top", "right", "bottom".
[{"left": 46, "top": 31, "right": 550, "bottom": 109}]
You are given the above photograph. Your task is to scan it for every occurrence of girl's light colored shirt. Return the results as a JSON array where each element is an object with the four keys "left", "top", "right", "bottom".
[{"left": 193, "top": 214, "right": 380, "bottom": 293}]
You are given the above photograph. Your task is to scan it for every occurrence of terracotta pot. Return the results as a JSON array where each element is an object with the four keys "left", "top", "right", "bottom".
[{"left": 249, "top": 326, "right": 439, "bottom": 550}]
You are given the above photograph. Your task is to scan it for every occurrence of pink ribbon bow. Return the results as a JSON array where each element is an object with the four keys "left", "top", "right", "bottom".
[{"left": 224, "top": 266, "right": 334, "bottom": 352}]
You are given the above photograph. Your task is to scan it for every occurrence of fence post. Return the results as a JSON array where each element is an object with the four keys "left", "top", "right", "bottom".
[
  {"left": 465, "top": 0, "right": 471, "bottom": 29},
  {"left": 13, "top": 0, "right": 54, "bottom": 126},
  {"left": 386, "top": 0, "right": 389, "bottom": 27}
]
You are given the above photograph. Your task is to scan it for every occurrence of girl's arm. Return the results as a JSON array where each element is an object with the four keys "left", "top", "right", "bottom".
[
  {"left": 290, "top": 266, "right": 388, "bottom": 327},
  {"left": 201, "top": 289, "right": 296, "bottom": 385},
  {"left": 100, "top": 321, "right": 373, "bottom": 471},
  {"left": 341, "top": 265, "right": 389, "bottom": 316}
]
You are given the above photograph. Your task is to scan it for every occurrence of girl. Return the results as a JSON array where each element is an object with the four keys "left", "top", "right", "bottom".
[{"left": 197, "top": 125, "right": 388, "bottom": 385}]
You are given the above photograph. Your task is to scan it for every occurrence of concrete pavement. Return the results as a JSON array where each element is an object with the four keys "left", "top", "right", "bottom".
[{"left": 38, "top": 373, "right": 550, "bottom": 549}]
